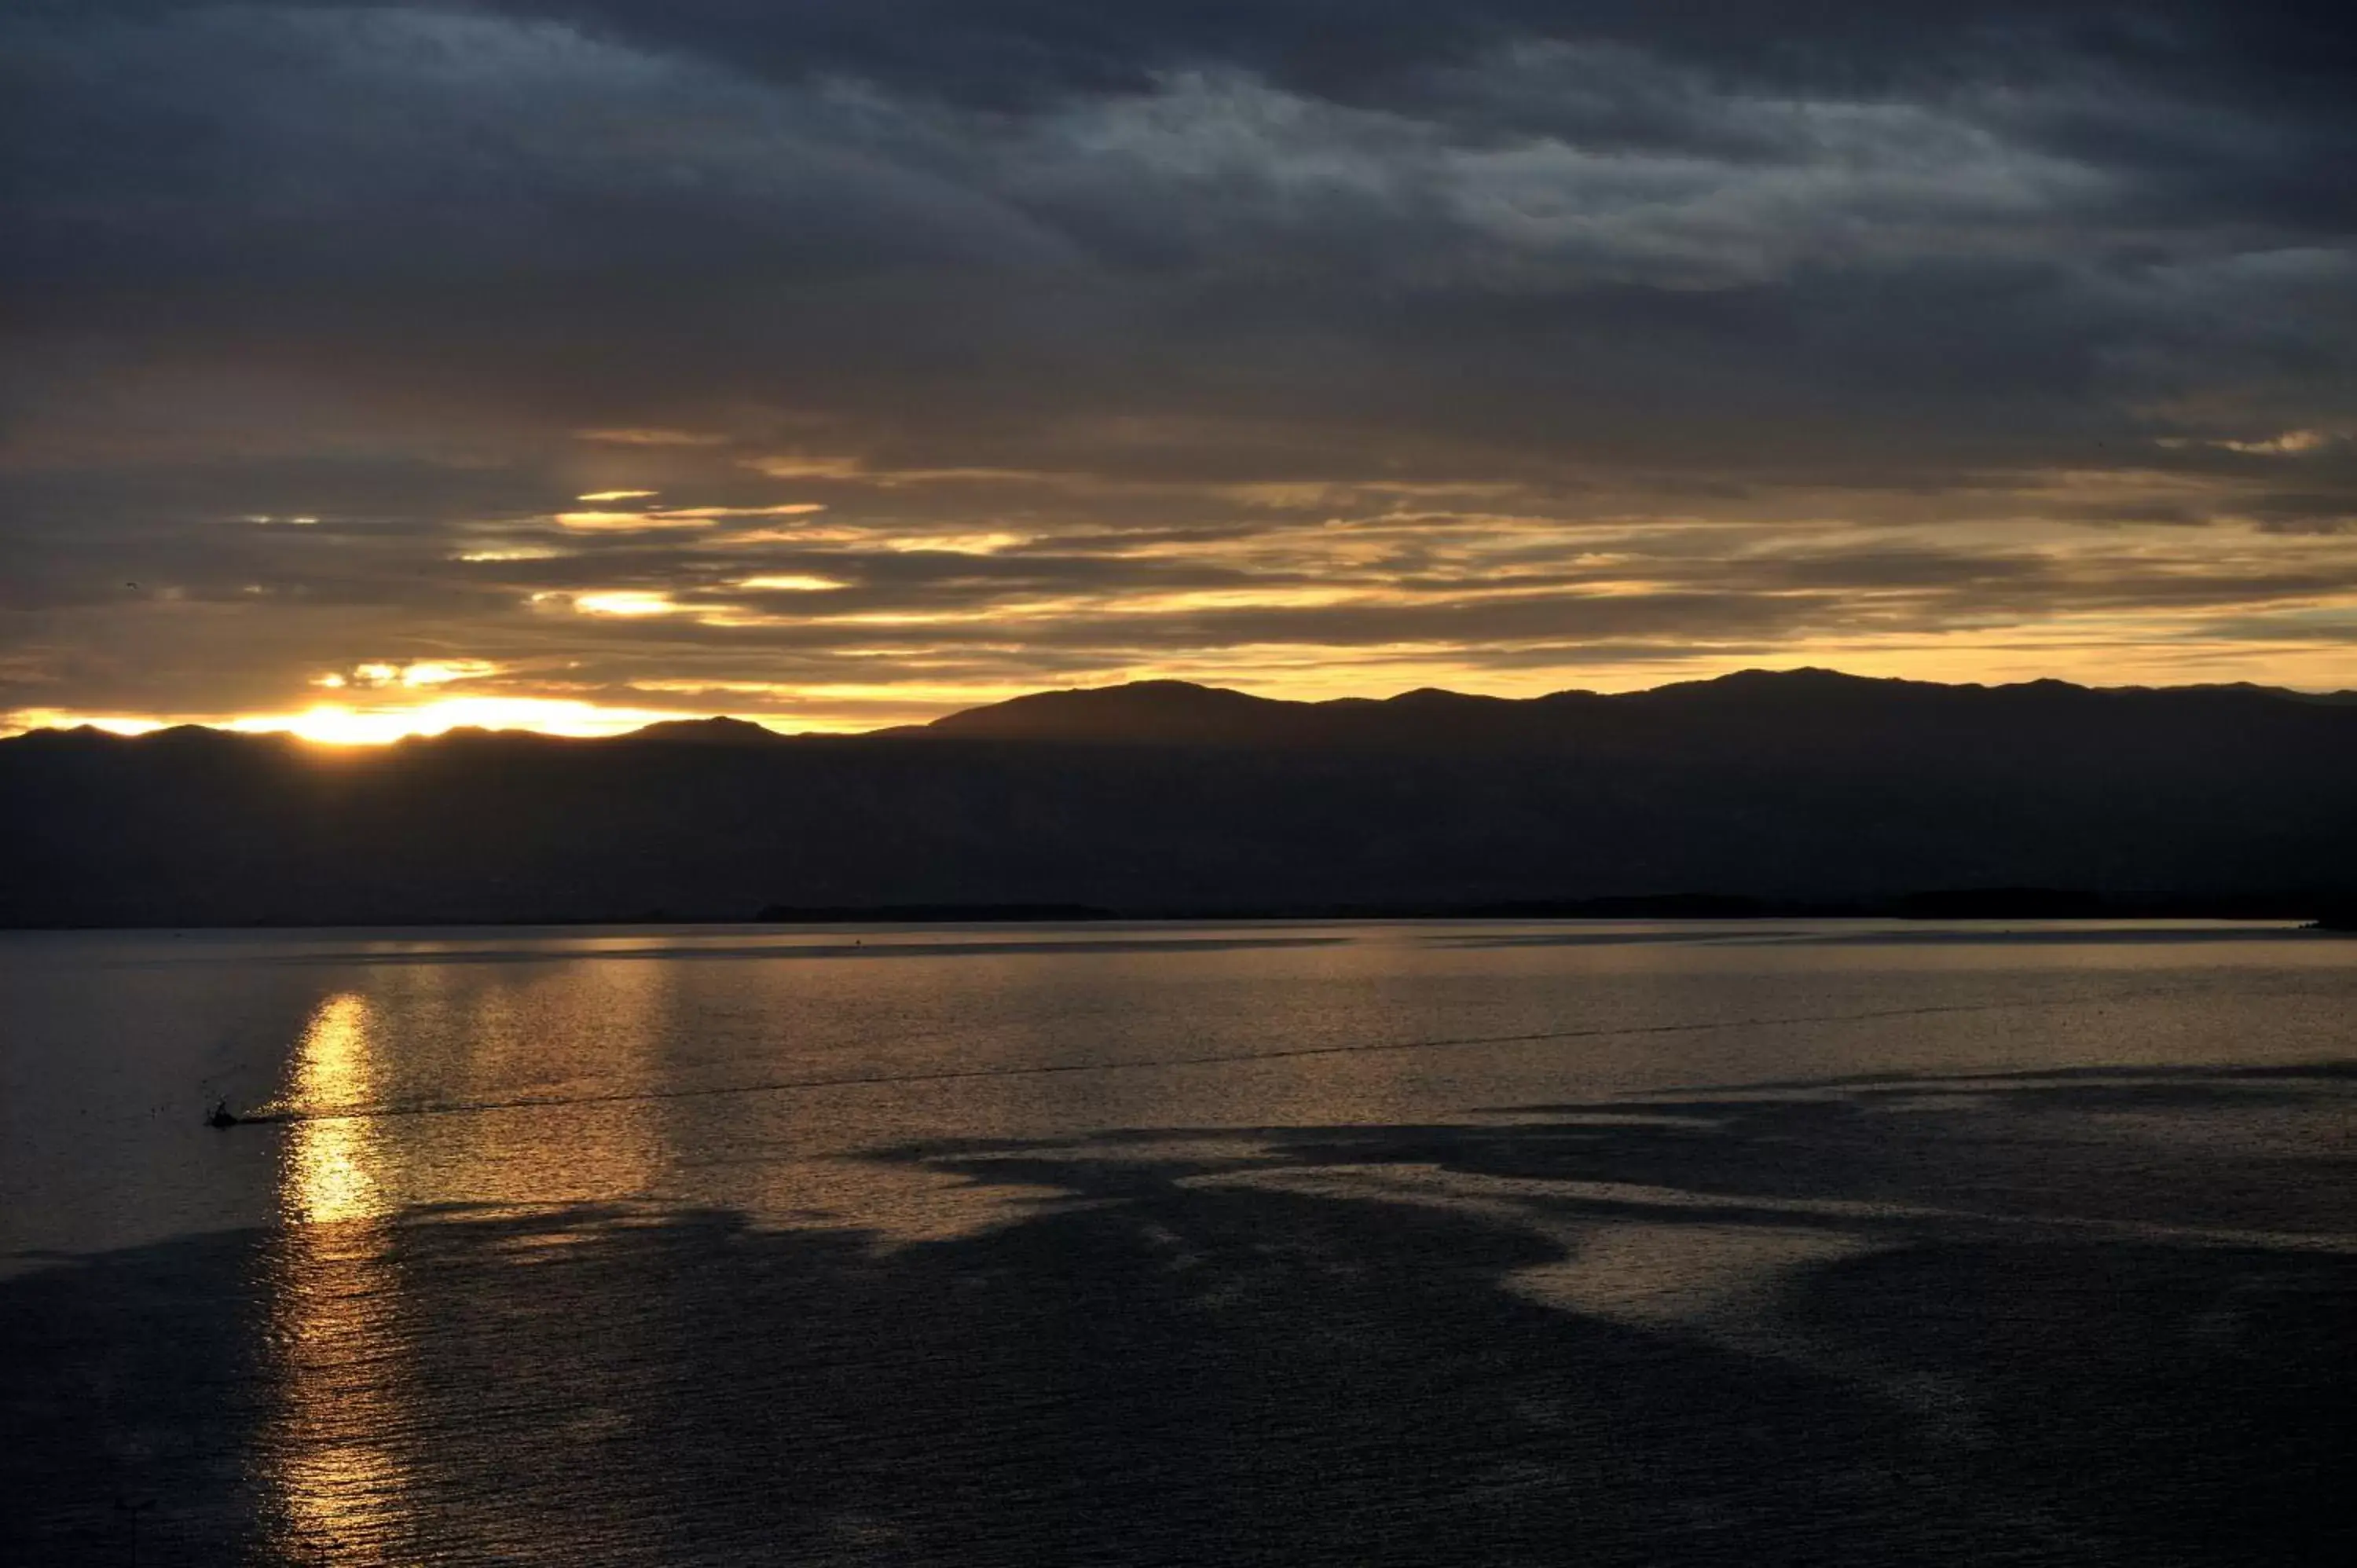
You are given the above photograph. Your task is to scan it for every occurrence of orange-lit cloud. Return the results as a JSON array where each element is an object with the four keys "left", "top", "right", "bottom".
[
  {"left": 555, "top": 502, "right": 824, "bottom": 530},
  {"left": 880, "top": 531, "right": 1031, "bottom": 554},
  {"left": 652, "top": 504, "right": 828, "bottom": 519},
  {"left": 555, "top": 510, "right": 713, "bottom": 532},
  {"left": 738, "top": 573, "right": 847, "bottom": 592},
  {"left": 565, "top": 591, "right": 687, "bottom": 617},
  {"left": 314, "top": 660, "right": 502, "bottom": 690},
  {"left": 739, "top": 454, "right": 1057, "bottom": 486},
  {"left": 2216, "top": 430, "right": 2337, "bottom": 456},
  {"left": 738, "top": 453, "right": 866, "bottom": 480},
  {"left": 575, "top": 428, "right": 728, "bottom": 447}
]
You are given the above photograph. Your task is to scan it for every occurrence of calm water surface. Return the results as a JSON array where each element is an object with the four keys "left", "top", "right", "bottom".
[{"left": 3, "top": 921, "right": 2352, "bottom": 1564}]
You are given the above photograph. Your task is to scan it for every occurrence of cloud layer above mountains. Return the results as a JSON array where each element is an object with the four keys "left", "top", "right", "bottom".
[{"left": 5, "top": 1, "right": 2355, "bottom": 732}]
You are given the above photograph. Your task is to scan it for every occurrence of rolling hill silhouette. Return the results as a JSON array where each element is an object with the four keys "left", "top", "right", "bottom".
[{"left": 3, "top": 669, "right": 2352, "bottom": 926}]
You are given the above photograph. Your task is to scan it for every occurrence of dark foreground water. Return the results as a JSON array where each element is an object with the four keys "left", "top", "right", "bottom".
[{"left": 2, "top": 920, "right": 2352, "bottom": 1565}]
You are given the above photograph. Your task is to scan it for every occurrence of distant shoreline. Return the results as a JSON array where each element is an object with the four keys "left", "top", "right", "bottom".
[
  {"left": 751, "top": 891, "right": 2352, "bottom": 925},
  {"left": 4, "top": 892, "right": 2350, "bottom": 933}
]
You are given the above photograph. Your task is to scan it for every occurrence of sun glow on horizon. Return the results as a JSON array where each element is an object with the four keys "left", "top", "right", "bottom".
[
  {"left": 244, "top": 698, "right": 717, "bottom": 743},
  {"left": 0, "top": 709, "right": 169, "bottom": 737},
  {"left": 6, "top": 623, "right": 2355, "bottom": 749}
]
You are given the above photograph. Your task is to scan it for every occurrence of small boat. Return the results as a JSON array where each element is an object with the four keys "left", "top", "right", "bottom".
[{"left": 206, "top": 1099, "right": 239, "bottom": 1129}]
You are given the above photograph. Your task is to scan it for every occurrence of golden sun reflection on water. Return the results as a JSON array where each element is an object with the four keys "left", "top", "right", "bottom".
[
  {"left": 283, "top": 993, "right": 384, "bottom": 1225},
  {"left": 266, "top": 991, "right": 409, "bottom": 1563}
]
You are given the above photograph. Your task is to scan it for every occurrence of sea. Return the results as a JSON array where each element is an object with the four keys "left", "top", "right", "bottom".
[{"left": 2, "top": 919, "right": 2351, "bottom": 1565}]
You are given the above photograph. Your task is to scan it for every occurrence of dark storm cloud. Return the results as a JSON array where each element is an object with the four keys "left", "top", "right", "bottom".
[{"left": 2, "top": 1, "right": 2355, "bottom": 724}]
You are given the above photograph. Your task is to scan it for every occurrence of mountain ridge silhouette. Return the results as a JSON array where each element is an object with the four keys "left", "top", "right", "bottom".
[{"left": 5, "top": 669, "right": 2352, "bottom": 926}]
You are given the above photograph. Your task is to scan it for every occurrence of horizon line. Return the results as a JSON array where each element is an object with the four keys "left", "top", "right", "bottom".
[{"left": 8, "top": 664, "right": 2355, "bottom": 748}]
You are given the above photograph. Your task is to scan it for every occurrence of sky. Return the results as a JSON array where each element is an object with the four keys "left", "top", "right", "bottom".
[{"left": 4, "top": 1, "right": 2355, "bottom": 739}]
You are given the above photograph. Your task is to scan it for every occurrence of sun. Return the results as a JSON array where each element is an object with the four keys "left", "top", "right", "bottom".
[{"left": 226, "top": 697, "right": 731, "bottom": 744}]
